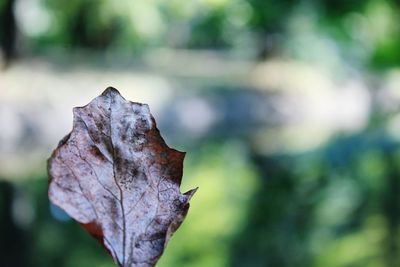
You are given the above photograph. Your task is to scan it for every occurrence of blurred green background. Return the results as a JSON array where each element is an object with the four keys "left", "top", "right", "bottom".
[{"left": 1, "top": 0, "right": 400, "bottom": 266}]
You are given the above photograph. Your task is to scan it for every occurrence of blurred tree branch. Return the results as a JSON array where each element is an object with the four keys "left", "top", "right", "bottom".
[{"left": 0, "top": 0, "right": 16, "bottom": 67}]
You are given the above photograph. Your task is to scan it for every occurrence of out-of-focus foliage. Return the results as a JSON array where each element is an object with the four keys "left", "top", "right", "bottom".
[{"left": 7, "top": 0, "right": 399, "bottom": 67}]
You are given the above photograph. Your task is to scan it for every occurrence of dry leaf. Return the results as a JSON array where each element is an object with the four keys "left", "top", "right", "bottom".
[{"left": 48, "top": 87, "right": 196, "bottom": 267}]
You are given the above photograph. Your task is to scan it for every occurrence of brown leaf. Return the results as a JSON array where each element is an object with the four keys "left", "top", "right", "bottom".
[{"left": 48, "top": 87, "right": 197, "bottom": 267}]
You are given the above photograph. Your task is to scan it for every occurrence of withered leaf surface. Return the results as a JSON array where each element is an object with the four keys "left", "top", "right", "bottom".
[{"left": 48, "top": 87, "right": 196, "bottom": 267}]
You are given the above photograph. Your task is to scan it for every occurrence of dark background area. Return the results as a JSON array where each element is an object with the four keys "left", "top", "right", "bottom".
[{"left": 1, "top": 0, "right": 400, "bottom": 266}]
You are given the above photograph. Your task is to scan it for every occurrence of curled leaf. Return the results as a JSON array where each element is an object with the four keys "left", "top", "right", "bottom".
[{"left": 48, "top": 87, "right": 196, "bottom": 267}]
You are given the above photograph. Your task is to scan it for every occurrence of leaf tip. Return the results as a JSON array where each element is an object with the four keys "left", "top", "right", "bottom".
[
  {"left": 102, "top": 86, "right": 121, "bottom": 97},
  {"left": 184, "top": 187, "right": 198, "bottom": 200}
]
